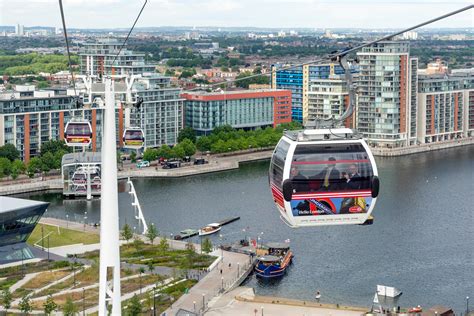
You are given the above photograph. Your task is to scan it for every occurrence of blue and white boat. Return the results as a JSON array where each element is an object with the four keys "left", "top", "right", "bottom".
[{"left": 254, "top": 242, "right": 293, "bottom": 278}]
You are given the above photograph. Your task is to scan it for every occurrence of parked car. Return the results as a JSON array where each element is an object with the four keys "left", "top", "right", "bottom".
[
  {"left": 162, "top": 160, "right": 181, "bottom": 169},
  {"left": 183, "top": 156, "right": 191, "bottom": 163},
  {"left": 136, "top": 160, "right": 150, "bottom": 168},
  {"left": 194, "top": 158, "right": 209, "bottom": 165}
]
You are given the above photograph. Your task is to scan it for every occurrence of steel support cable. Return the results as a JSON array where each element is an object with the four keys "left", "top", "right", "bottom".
[{"left": 187, "top": 4, "right": 473, "bottom": 92}]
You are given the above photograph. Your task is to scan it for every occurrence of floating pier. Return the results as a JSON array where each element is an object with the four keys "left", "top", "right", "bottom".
[{"left": 173, "top": 216, "right": 241, "bottom": 240}]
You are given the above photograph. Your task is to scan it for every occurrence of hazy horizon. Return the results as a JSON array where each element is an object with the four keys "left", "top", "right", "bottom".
[{"left": 0, "top": 0, "right": 472, "bottom": 30}]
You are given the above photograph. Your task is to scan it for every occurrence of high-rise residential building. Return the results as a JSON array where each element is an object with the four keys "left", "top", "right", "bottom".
[
  {"left": 271, "top": 63, "right": 349, "bottom": 123},
  {"left": 306, "top": 74, "right": 356, "bottom": 128},
  {"left": 417, "top": 70, "right": 474, "bottom": 144},
  {"left": 181, "top": 89, "right": 292, "bottom": 135},
  {"left": 128, "top": 74, "right": 184, "bottom": 147},
  {"left": 79, "top": 39, "right": 156, "bottom": 77},
  {"left": 0, "top": 85, "right": 104, "bottom": 162},
  {"left": 15, "top": 24, "right": 24, "bottom": 36},
  {"left": 356, "top": 41, "right": 418, "bottom": 148}
]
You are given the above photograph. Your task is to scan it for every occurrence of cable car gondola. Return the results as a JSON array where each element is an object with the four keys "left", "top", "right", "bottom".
[
  {"left": 269, "top": 128, "right": 379, "bottom": 227},
  {"left": 122, "top": 127, "right": 145, "bottom": 149},
  {"left": 64, "top": 120, "right": 93, "bottom": 147}
]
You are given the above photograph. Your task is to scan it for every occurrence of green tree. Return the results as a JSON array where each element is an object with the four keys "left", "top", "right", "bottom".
[
  {"left": 43, "top": 295, "right": 58, "bottom": 315},
  {"left": 157, "top": 145, "right": 173, "bottom": 159},
  {"left": 41, "top": 151, "right": 56, "bottom": 171},
  {"left": 37, "top": 81, "right": 50, "bottom": 89},
  {"left": 202, "top": 237, "right": 213, "bottom": 254},
  {"left": 180, "top": 139, "right": 197, "bottom": 157},
  {"left": 164, "top": 68, "right": 175, "bottom": 77},
  {"left": 121, "top": 223, "right": 133, "bottom": 243},
  {"left": 62, "top": 297, "right": 78, "bottom": 316},
  {"left": 146, "top": 223, "right": 158, "bottom": 245},
  {"left": 196, "top": 136, "right": 212, "bottom": 152},
  {"left": 0, "top": 157, "right": 12, "bottom": 178},
  {"left": 126, "top": 294, "right": 142, "bottom": 316},
  {"left": 178, "top": 127, "right": 196, "bottom": 143},
  {"left": 130, "top": 151, "right": 137, "bottom": 163},
  {"left": 158, "top": 236, "right": 169, "bottom": 254},
  {"left": 147, "top": 261, "right": 154, "bottom": 274},
  {"left": 0, "top": 143, "right": 20, "bottom": 161},
  {"left": 1, "top": 288, "right": 12, "bottom": 312},
  {"left": 185, "top": 241, "right": 196, "bottom": 268},
  {"left": 40, "top": 139, "right": 71, "bottom": 156},
  {"left": 53, "top": 150, "right": 67, "bottom": 169},
  {"left": 143, "top": 148, "right": 158, "bottom": 162},
  {"left": 138, "top": 267, "right": 145, "bottom": 293},
  {"left": 27, "top": 157, "right": 43, "bottom": 178},
  {"left": 19, "top": 295, "right": 32, "bottom": 315},
  {"left": 172, "top": 144, "right": 185, "bottom": 159}
]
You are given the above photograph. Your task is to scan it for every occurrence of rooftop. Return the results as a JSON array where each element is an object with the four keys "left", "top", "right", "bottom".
[
  {"left": 62, "top": 152, "right": 101, "bottom": 166},
  {"left": 0, "top": 197, "right": 49, "bottom": 214}
]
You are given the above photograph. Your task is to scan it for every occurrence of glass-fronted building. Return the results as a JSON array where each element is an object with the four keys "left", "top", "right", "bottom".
[
  {"left": 417, "top": 70, "right": 474, "bottom": 143},
  {"left": 0, "top": 197, "right": 48, "bottom": 248},
  {"left": 271, "top": 63, "right": 348, "bottom": 123},
  {"left": 0, "top": 86, "right": 104, "bottom": 162},
  {"left": 181, "top": 89, "right": 292, "bottom": 135},
  {"left": 356, "top": 41, "right": 418, "bottom": 147},
  {"left": 129, "top": 75, "right": 184, "bottom": 147}
]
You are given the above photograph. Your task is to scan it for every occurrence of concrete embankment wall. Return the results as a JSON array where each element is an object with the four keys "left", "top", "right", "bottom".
[
  {"left": 235, "top": 292, "right": 369, "bottom": 313},
  {"left": 372, "top": 138, "right": 474, "bottom": 157}
]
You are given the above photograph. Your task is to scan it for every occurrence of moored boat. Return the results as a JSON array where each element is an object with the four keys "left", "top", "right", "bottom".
[
  {"left": 198, "top": 223, "right": 221, "bottom": 236},
  {"left": 255, "top": 242, "right": 293, "bottom": 278}
]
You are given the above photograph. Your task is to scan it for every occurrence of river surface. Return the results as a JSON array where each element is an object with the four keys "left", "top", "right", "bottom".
[{"left": 19, "top": 146, "right": 474, "bottom": 312}]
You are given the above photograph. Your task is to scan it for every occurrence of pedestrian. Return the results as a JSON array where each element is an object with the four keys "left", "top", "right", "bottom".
[
  {"left": 220, "top": 269, "right": 222, "bottom": 274},
  {"left": 228, "top": 263, "right": 231, "bottom": 269}
]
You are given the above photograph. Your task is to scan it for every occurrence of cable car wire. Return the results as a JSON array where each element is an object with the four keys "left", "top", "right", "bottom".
[
  {"left": 58, "top": 0, "right": 77, "bottom": 98},
  {"left": 188, "top": 4, "right": 473, "bottom": 93},
  {"left": 110, "top": 0, "right": 148, "bottom": 70}
]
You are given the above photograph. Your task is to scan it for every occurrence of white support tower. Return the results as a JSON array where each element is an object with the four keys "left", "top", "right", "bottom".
[{"left": 98, "top": 77, "right": 122, "bottom": 315}]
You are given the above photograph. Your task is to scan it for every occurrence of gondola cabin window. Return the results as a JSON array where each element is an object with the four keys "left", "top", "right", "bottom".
[
  {"left": 290, "top": 143, "right": 373, "bottom": 193},
  {"left": 270, "top": 140, "right": 290, "bottom": 190}
]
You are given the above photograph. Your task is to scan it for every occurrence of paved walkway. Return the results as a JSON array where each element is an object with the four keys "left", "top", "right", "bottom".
[
  {"left": 39, "top": 217, "right": 100, "bottom": 234},
  {"left": 206, "top": 287, "right": 366, "bottom": 316},
  {"left": 165, "top": 249, "right": 251, "bottom": 315}
]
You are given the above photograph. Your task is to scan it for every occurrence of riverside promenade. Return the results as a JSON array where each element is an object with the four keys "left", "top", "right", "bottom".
[
  {"left": 206, "top": 287, "right": 367, "bottom": 316},
  {"left": 0, "top": 150, "right": 272, "bottom": 196},
  {"left": 164, "top": 249, "right": 253, "bottom": 316}
]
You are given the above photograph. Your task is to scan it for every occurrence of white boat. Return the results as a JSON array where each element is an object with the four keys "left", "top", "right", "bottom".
[
  {"left": 377, "top": 285, "right": 402, "bottom": 298},
  {"left": 199, "top": 223, "right": 221, "bottom": 236}
]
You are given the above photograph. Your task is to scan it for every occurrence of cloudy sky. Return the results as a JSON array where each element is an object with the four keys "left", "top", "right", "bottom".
[{"left": 0, "top": 0, "right": 472, "bottom": 29}]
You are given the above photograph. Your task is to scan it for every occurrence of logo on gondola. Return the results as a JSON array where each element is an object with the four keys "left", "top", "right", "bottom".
[
  {"left": 349, "top": 206, "right": 363, "bottom": 213},
  {"left": 68, "top": 137, "right": 89, "bottom": 143}
]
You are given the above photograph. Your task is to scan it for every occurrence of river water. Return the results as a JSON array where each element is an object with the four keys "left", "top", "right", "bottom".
[{"left": 19, "top": 146, "right": 474, "bottom": 312}]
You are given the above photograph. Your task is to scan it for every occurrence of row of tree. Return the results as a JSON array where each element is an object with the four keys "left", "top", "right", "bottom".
[
  {"left": 0, "top": 140, "right": 72, "bottom": 179},
  {"left": 195, "top": 123, "right": 302, "bottom": 154},
  {"left": 1, "top": 289, "right": 77, "bottom": 315},
  {"left": 142, "top": 138, "right": 197, "bottom": 162},
  {"left": 0, "top": 53, "right": 79, "bottom": 76}
]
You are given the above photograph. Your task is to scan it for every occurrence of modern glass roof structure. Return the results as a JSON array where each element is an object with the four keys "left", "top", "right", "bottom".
[{"left": 0, "top": 197, "right": 49, "bottom": 248}]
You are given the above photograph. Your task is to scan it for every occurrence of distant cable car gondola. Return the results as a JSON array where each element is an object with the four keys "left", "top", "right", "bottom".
[
  {"left": 122, "top": 127, "right": 145, "bottom": 149},
  {"left": 269, "top": 128, "right": 379, "bottom": 227},
  {"left": 64, "top": 120, "right": 93, "bottom": 147}
]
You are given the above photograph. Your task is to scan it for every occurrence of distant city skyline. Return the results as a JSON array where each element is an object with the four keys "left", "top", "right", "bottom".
[{"left": 0, "top": 0, "right": 472, "bottom": 29}]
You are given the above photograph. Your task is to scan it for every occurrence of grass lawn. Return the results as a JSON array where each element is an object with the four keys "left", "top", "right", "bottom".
[
  {"left": 77, "top": 240, "right": 216, "bottom": 270},
  {"left": 27, "top": 223, "right": 100, "bottom": 248}
]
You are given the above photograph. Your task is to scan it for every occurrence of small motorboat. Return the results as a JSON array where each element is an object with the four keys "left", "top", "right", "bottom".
[{"left": 199, "top": 223, "right": 221, "bottom": 236}]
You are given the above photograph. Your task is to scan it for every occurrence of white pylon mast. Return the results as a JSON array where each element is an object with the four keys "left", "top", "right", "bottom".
[{"left": 98, "top": 77, "right": 122, "bottom": 315}]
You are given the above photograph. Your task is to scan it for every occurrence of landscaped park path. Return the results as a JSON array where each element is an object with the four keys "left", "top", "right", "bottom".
[{"left": 164, "top": 249, "right": 252, "bottom": 315}]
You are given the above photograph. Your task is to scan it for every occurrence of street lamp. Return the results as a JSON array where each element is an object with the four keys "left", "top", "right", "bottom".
[
  {"left": 221, "top": 276, "right": 224, "bottom": 291},
  {"left": 152, "top": 286, "right": 157, "bottom": 316},
  {"left": 193, "top": 301, "right": 196, "bottom": 312},
  {"left": 66, "top": 214, "right": 69, "bottom": 229},
  {"left": 237, "top": 262, "right": 240, "bottom": 277},
  {"left": 202, "top": 293, "right": 206, "bottom": 311},
  {"left": 261, "top": 306, "right": 264, "bottom": 316},
  {"left": 467, "top": 296, "right": 470, "bottom": 315}
]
